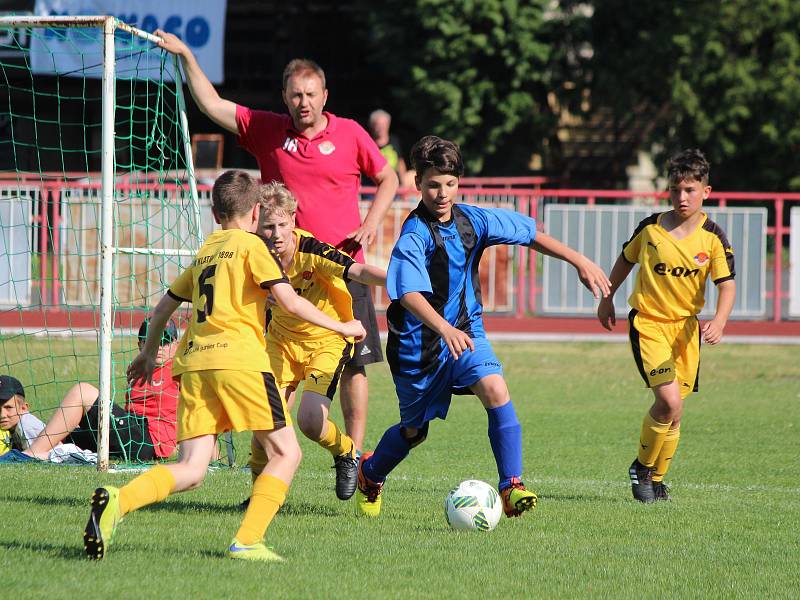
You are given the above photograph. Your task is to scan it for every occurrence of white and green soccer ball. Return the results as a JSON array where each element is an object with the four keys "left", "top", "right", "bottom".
[{"left": 444, "top": 479, "right": 503, "bottom": 531}]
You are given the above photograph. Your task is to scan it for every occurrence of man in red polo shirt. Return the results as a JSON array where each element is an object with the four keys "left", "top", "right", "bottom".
[{"left": 156, "top": 32, "right": 399, "bottom": 452}]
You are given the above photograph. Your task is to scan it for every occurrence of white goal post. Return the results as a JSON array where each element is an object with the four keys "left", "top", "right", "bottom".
[{"left": 0, "top": 15, "right": 201, "bottom": 471}]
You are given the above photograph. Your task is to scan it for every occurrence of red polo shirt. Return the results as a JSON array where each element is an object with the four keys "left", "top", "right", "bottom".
[
  {"left": 125, "top": 361, "right": 178, "bottom": 459},
  {"left": 236, "top": 106, "right": 387, "bottom": 262}
]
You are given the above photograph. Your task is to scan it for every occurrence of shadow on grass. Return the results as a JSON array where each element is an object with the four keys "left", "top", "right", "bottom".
[
  {"left": 0, "top": 539, "right": 83, "bottom": 560},
  {"left": 538, "top": 492, "right": 628, "bottom": 503},
  {"left": 1, "top": 491, "right": 85, "bottom": 508},
  {"left": 143, "top": 497, "right": 341, "bottom": 518},
  {"left": 2, "top": 491, "right": 350, "bottom": 519}
]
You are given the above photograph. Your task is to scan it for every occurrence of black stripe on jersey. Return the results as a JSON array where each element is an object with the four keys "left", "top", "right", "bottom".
[
  {"left": 260, "top": 277, "right": 289, "bottom": 289},
  {"left": 628, "top": 309, "right": 651, "bottom": 387},
  {"left": 702, "top": 218, "right": 736, "bottom": 281},
  {"left": 387, "top": 206, "right": 429, "bottom": 374},
  {"left": 261, "top": 371, "right": 287, "bottom": 428},
  {"left": 421, "top": 212, "right": 451, "bottom": 373},
  {"left": 385, "top": 299, "right": 403, "bottom": 375},
  {"left": 298, "top": 235, "right": 355, "bottom": 268},
  {"left": 622, "top": 213, "right": 661, "bottom": 261},
  {"left": 326, "top": 341, "right": 354, "bottom": 400},
  {"left": 453, "top": 205, "right": 478, "bottom": 336},
  {"left": 167, "top": 290, "right": 190, "bottom": 303}
]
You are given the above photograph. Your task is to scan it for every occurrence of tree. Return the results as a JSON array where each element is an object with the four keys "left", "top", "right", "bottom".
[
  {"left": 355, "top": 0, "right": 555, "bottom": 174},
  {"left": 588, "top": 0, "right": 800, "bottom": 190}
]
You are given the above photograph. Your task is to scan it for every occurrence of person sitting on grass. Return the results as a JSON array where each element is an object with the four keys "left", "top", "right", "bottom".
[
  {"left": 0, "top": 318, "right": 180, "bottom": 464},
  {"left": 0, "top": 375, "right": 45, "bottom": 456}
]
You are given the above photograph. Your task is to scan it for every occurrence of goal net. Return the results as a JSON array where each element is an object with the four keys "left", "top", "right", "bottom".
[{"left": 0, "top": 16, "right": 211, "bottom": 470}]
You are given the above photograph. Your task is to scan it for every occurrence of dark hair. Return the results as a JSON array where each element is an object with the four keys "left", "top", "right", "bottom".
[
  {"left": 410, "top": 135, "right": 464, "bottom": 178},
  {"left": 212, "top": 170, "right": 260, "bottom": 221},
  {"left": 667, "top": 148, "right": 710, "bottom": 185},
  {"left": 282, "top": 58, "right": 326, "bottom": 90},
  {"left": 137, "top": 318, "right": 179, "bottom": 345}
]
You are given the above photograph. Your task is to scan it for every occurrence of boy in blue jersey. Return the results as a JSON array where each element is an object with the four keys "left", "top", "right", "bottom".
[{"left": 356, "top": 136, "right": 611, "bottom": 517}]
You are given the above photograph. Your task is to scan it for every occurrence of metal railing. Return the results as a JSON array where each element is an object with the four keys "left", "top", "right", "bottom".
[{"left": 1, "top": 178, "right": 796, "bottom": 322}]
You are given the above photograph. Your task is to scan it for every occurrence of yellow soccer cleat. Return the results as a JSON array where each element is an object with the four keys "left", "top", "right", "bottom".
[
  {"left": 228, "top": 538, "right": 284, "bottom": 562},
  {"left": 83, "top": 486, "right": 122, "bottom": 560},
  {"left": 500, "top": 478, "right": 538, "bottom": 517},
  {"left": 355, "top": 451, "right": 383, "bottom": 517}
]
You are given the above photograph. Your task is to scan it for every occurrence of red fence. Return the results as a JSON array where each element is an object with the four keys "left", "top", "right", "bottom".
[{"left": 1, "top": 178, "right": 796, "bottom": 323}]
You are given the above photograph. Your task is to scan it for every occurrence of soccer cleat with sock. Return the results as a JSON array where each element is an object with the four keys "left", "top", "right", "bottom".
[
  {"left": 652, "top": 481, "right": 670, "bottom": 501},
  {"left": 500, "top": 477, "right": 537, "bottom": 517},
  {"left": 228, "top": 538, "right": 284, "bottom": 562},
  {"left": 355, "top": 451, "right": 383, "bottom": 517},
  {"left": 83, "top": 486, "right": 122, "bottom": 560},
  {"left": 332, "top": 448, "right": 359, "bottom": 500},
  {"left": 629, "top": 458, "right": 656, "bottom": 503}
]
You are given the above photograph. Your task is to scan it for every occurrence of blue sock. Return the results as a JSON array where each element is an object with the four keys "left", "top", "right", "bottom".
[
  {"left": 487, "top": 402, "right": 523, "bottom": 491},
  {"left": 362, "top": 424, "right": 411, "bottom": 483}
]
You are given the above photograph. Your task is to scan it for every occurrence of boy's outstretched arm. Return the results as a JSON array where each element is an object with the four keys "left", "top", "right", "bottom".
[
  {"left": 347, "top": 263, "right": 387, "bottom": 287},
  {"left": 127, "top": 294, "right": 182, "bottom": 386},
  {"left": 400, "top": 292, "right": 475, "bottom": 359},
  {"left": 271, "top": 282, "right": 367, "bottom": 341},
  {"left": 530, "top": 232, "right": 612, "bottom": 299},
  {"left": 597, "top": 253, "right": 636, "bottom": 331},
  {"left": 701, "top": 279, "right": 735, "bottom": 344}
]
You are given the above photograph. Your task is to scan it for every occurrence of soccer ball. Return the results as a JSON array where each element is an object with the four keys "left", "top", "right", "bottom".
[{"left": 444, "top": 479, "right": 503, "bottom": 531}]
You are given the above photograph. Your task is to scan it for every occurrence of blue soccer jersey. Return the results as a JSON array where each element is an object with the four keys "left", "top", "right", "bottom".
[{"left": 386, "top": 202, "right": 537, "bottom": 377}]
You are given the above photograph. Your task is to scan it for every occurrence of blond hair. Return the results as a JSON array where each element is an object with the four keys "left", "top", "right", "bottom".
[{"left": 259, "top": 181, "right": 298, "bottom": 217}]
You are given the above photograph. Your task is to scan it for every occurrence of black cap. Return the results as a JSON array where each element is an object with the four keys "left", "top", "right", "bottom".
[
  {"left": 137, "top": 318, "right": 179, "bottom": 345},
  {"left": 0, "top": 375, "right": 25, "bottom": 401}
]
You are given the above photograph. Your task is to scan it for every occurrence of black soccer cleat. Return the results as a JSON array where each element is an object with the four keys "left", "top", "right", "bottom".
[
  {"left": 332, "top": 451, "right": 359, "bottom": 500},
  {"left": 652, "top": 481, "right": 670, "bottom": 501},
  {"left": 629, "top": 458, "right": 656, "bottom": 503}
]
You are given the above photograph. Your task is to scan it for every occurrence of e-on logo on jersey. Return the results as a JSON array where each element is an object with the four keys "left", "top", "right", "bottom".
[{"left": 652, "top": 263, "right": 700, "bottom": 278}]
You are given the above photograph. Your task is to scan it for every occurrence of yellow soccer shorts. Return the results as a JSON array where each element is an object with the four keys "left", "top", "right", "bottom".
[
  {"left": 176, "top": 369, "right": 291, "bottom": 441},
  {"left": 627, "top": 309, "right": 700, "bottom": 399},
  {"left": 266, "top": 329, "right": 353, "bottom": 399}
]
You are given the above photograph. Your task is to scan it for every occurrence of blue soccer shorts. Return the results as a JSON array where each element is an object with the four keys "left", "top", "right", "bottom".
[{"left": 392, "top": 337, "right": 503, "bottom": 429}]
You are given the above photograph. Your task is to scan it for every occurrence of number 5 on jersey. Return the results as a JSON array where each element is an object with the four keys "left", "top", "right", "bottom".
[{"left": 197, "top": 265, "right": 216, "bottom": 322}]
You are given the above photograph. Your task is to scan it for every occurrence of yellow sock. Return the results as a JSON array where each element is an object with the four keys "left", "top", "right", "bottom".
[
  {"left": 637, "top": 413, "right": 672, "bottom": 467},
  {"left": 652, "top": 426, "right": 681, "bottom": 482},
  {"left": 317, "top": 419, "right": 354, "bottom": 457},
  {"left": 119, "top": 464, "right": 176, "bottom": 516},
  {"left": 249, "top": 435, "right": 268, "bottom": 483},
  {"left": 235, "top": 474, "right": 289, "bottom": 545}
]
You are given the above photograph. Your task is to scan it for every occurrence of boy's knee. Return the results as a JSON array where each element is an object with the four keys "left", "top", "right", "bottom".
[
  {"left": 297, "top": 413, "right": 321, "bottom": 440},
  {"left": 272, "top": 434, "right": 303, "bottom": 468},
  {"left": 401, "top": 423, "right": 429, "bottom": 448},
  {"left": 182, "top": 465, "right": 208, "bottom": 490}
]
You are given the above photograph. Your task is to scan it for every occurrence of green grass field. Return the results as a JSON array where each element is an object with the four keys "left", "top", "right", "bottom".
[{"left": 2, "top": 341, "right": 798, "bottom": 598}]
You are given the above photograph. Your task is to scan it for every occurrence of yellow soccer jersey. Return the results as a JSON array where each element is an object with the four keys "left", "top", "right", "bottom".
[
  {"left": 0, "top": 428, "right": 11, "bottom": 455},
  {"left": 268, "top": 228, "right": 355, "bottom": 341},
  {"left": 168, "top": 229, "right": 288, "bottom": 375},
  {"left": 622, "top": 212, "right": 735, "bottom": 320}
]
